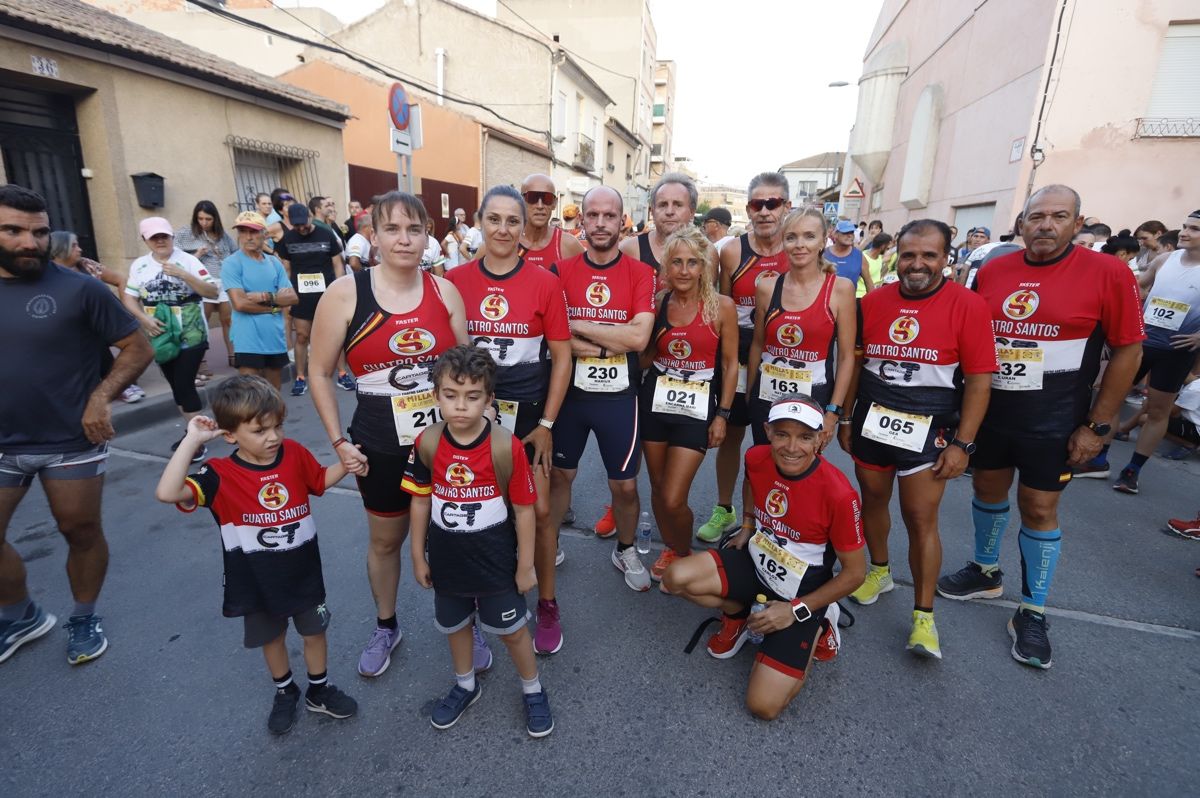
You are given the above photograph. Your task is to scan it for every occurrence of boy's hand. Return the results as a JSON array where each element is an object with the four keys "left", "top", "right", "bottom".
[
  {"left": 516, "top": 565, "right": 536, "bottom": 594},
  {"left": 411, "top": 556, "right": 433, "bottom": 589},
  {"left": 185, "top": 416, "right": 225, "bottom": 444}
]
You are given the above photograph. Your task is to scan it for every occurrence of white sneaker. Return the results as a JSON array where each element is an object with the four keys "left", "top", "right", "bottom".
[
  {"left": 555, "top": 547, "right": 565, "bottom": 567},
  {"left": 611, "top": 545, "right": 650, "bottom": 592},
  {"left": 120, "top": 386, "right": 142, "bottom": 403}
]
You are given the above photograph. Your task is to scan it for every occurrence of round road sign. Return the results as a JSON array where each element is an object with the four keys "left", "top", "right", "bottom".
[{"left": 388, "top": 83, "right": 410, "bottom": 130}]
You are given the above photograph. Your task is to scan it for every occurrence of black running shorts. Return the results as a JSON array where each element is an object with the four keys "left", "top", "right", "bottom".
[{"left": 971, "top": 424, "right": 1073, "bottom": 492}]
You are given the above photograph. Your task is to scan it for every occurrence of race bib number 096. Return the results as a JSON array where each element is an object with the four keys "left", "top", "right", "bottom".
[
  {"left": 860, "top": 403, "right": 932, "bottom": 453},
  {"left": 574, "top": 356, "right": 630, "bottom": 392},
  {"left": 297, "top": 273, "right": 327, "bottom": 294},
  {"left": 651, "top": 375, "right": 709, "bottom": 420}
]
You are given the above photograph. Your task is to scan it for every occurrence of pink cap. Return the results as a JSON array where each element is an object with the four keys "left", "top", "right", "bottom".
[{"left": 139, "top": 216, "right": 174, "bottom": 240}]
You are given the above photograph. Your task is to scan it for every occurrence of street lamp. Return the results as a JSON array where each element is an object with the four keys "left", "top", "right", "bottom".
[{"left": 828, "top": 81, "right": 850, "bottom": 87}]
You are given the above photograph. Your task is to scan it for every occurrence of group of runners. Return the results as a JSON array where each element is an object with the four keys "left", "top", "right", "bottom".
[{"left": 3, "top": 167, "right": 1197, "bottom": 730}]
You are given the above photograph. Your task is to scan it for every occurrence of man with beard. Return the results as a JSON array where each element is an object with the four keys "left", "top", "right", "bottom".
[
  {"left": 518, "top": 173, "right": 585, "bottom": 269},
  {"left": 839, "top": 219, "right": 996, "bottom": 661},
  {"left": 0, "top": 184, "right": 152, "bottom": 665},
  {"left": 549, "top": 186, "right": 655, "bottom": 592},
  {"left": 620, "top": 171, "right": 697, "bottom": 272}
]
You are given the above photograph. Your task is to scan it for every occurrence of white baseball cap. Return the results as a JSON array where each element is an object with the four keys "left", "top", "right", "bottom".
[{"left": 767, "top": 400, "right": 824, "bottom": 429}]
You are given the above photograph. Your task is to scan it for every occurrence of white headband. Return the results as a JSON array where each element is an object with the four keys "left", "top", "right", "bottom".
[{"left": 767, "top": 401, "right": 824, "bottom": 429}]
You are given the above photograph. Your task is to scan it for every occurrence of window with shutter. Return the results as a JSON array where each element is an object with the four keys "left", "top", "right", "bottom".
[{"left": 1137, "top": 23, "right": 1200, "bottom": 138}]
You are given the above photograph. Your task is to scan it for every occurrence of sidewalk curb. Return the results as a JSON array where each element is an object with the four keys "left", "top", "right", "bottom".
[{"left": 113, "top": 363, "right": 296, "bottom": 437}]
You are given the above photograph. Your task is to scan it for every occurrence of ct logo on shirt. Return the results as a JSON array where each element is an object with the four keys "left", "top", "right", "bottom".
[
  {"left": 389, "top": 328, "right": 435, "bottom": 356},
  {"left": 586, "top": 281, "right": 611, "bottom": 307},
  {"left": 481, "top": 294, "right": 509, "bottom": 321},
  {"left": 765, "top": 488, "right": 788, "bottom": 518},
  {"left": 446, "top": 463, "right": 474, "bottom": 487},
  {"left": 1003, "top": 289, "right": 1040, "bottom": 320},
  {"left": 888, "top": 316, "right": 920, "bottom": 344},
  {"left": 667, "top": 339, "right": 692, "bottom": 360},
  {"left": 258, "top": 482, "right": 289, "bottom": 510},
  {"left": 776, "top": 323, "right": 804, "bottom": 347}
]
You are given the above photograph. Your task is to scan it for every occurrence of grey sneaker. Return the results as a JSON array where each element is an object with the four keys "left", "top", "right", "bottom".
[
  {"left": 357, "top": 625, "right": 402, "bottom": 677},
  {"left": 305, "top": 683, "right": 358, "bottom": 719},
  {"left": 611, "top": 545, "right": 651, "bottom": 592},
  {"left": 64, "top": 614, "right": 107, "bottom": 665},
  {"left": 0, "top": 602, "right": 56, "bottom": 664},
  {"left": 472, "top": 623, "right": 493, "bottom": 673}
]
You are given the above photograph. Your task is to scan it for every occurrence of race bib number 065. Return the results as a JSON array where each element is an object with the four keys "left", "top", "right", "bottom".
[{"left": 860, "top": 403, "right": 932, "bottom": 453}]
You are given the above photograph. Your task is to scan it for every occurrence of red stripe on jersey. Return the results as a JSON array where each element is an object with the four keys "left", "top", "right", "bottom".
[
  {"left": 519, "top": 227, "right": 563, "bottom": 270},
  {"left": 344, "top": 271, "right": 457, "bottom": 379},
  {"left": 763, "top": 272, "right": 837, "bottom": 364},
  {"left": 653, "top": 299, "right": 720, "bottom": 377},
  {"left": 860, "top": 280, "right": 997, "bottom": 376},
  {"left": 745, "top": 445, "right": 864, "bottom": 552},
  {"left": 444, "top": 260, "right": 571, "bottom": 343},
  {"left": 731, "top": 236, "right": 788, "bottom": 322},
  {"left": 554, "top": 252, "right": 656, "bottom": 323}
]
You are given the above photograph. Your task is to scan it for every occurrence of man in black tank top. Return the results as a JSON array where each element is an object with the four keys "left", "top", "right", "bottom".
[{"left": 620, "top": 172, "right": 698, "bottom": 270}]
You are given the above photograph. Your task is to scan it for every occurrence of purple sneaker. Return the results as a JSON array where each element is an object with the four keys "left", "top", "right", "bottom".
[
  {"left": 472, "top": 623, "right": 493, "bottom": 673},
  {"left": 357, "top": 625, "right": 401, "bottom": 677},
  {"left": 534, "top": 599, "right": 563, "bottom": 655}
]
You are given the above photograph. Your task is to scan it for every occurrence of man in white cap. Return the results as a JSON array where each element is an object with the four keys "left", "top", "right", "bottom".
[{"left": 663, "top": 394, "right": 866, "bottom": 721}]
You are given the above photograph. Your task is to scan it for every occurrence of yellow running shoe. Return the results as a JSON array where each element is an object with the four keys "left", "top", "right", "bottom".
[
  {"left": 849, "top": 565, "right": 894, "bottom": 605},
  {"left": 906, "top": 610, "right": 942, "bottom": 660}
]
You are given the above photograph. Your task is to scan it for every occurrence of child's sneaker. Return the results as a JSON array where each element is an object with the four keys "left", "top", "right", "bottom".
[
  {"left": 523, "top": 689, "right": 554, "bottom": 738},
  {"left": 305, "top": 683, "right": 358, "bottom": 719},
  {"left": 472, "top": 624, "right": 493, "bottom": 673},
  {"left": 268, "top": 685, "right": 300, "bottom": 735},
  {"left": 358, "top": 625, "right": 402, "bottom": 677},
  {"left": 430, "top": 682, "right": 482, "bottom": 730}
]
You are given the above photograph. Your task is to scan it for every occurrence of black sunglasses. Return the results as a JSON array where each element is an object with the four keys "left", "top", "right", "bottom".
[
  {"left": 522, "top": 190, "right": 556, "bottom": 207},
  {"left": 748, "top": 198, "right": 786, "bottom": 212}
]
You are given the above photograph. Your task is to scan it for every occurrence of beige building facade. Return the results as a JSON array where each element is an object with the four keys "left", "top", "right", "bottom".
[
  {"left": 0, "top": 0, "right": 346, "bottom": 271},
  {"left": 651, "top": 60, "right": 676, "bottom": 178},
  {"left": 843, "top": 0, "right": 1200, "bottom": 237}
]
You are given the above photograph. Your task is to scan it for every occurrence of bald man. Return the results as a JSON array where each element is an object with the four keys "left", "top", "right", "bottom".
[{"left": 519, "top": 174, "right": 585, "bottom": 269}]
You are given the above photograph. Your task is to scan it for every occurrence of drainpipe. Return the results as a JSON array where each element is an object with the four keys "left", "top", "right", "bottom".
[{"left": 435, "top": 47, "right": 446, "bottom": 106}]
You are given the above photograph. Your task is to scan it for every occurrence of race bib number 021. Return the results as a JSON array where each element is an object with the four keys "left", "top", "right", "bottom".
[
  {"left": 1144, "top": 297, "right": 1189, "bottom": 332},
  {"left": 758, "top": 362, "right": 813, "bottom": 402},
  {"left": 992, "top": 346, "right": 1044, "bottom": 391},
  {"left": 651, "top": 375, "right": 709, "bottom": 420},
  {"left": 391, "top": 390, "right": 440, "bottom": 446},
  {"left": 574, "top": 356, "right": 630, "bottom": 392},
  {"left": 748, "top": 530, "right": 809, "bottom": 600},
  {"left": 297, "top": 273, "right": 327, "bottom": 294},
  {"left": 860, "top": 402, "right": 932, "bottom": 453}
]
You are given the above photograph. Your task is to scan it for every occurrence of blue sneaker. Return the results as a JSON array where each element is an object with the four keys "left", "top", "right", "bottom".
[
  {"left": 290, "top": 377, "right": 308, "bottom": 397},
  {"left": 0, "top": 602, "right": 56, "bottom": 664},
  {"left": 523, "top": 689, "right": 554, "bottom": 738},
  {"left": 472, "top": 623, "right": 493, "bottom": 673},
  {"left": 430, "top": 682, "right": 482, "bottom": 730},
  {"left": 336, "top": 373, "right": 357, "bottom": 392},
  {"left": 64, "top": 614, "right": 108, "bottom": 665}
]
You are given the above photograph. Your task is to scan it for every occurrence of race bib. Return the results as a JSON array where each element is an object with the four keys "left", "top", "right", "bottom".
[
  {"left": 1145, "top": 296, "right": 1189, "bottom": 332},
  {"left": 992, "top": 346, "right": 1044, "bottom": 391},
  {"left": 757, "top": 361, "right": 813, "bottom": 401},
  {"left": 860, "top": 402, "right": 932, "bottom": 453},
  {"left": 297, "top": 273, "right": 327, "bottom": 294},
  {"left": 391, "top": 389, "right": 441, "bottom": 446},
  {"left": 736, "top": 365, "right": 748, "bottom": 395},
  {"left": 651, "top": 375, "right": 709, "bottom": 420},
  {"left": 497, "top": 400, "right": 519, "bottom": 433},
  {"left": 574, "top": 356, "right": 629, "bottom": 392},
  {"left": 748, "top": 530, "right": 810, "bottom": 600}
]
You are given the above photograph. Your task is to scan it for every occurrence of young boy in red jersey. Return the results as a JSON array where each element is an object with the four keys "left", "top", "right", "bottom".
[
  {"left": 403, "top": 345, "right": 552, "bottom": 737},
  {"left": 155, "top": 375, "right": 357, "bottom": 735}
]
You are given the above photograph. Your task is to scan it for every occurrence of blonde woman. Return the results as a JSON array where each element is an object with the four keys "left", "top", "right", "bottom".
[
  {"left": 747, "top": 208, "right": 857, "bottom": 449},
  {"left": 639, "top": 227, "right": 738, "bottom": 584}
]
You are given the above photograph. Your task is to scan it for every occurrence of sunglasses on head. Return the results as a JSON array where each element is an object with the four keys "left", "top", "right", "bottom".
[
  {"left": 748, "top": 198, "right": 786, "bottom": 212},
  {"left": 522, "top": 190, "right": 556, "bottom": 207}
]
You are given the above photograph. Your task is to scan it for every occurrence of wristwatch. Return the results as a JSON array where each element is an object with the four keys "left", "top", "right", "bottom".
[
  {"left": 790, "top": 601, "right": 813, "bottom": 623},
  {"left": 950, "top": 438, "right": 977, "bottom": 455},
  {"left": 538, "top": 417, "right": 555, "bottom": 430},
  {"left": 1084, "top": 420, "right": 1112, "bottom": 437},
  {"left": 824, "top": 403, "right": 843, "bottom": 416},
  {"left": 716, "top": 407, "right": 732, "bottom": 420}
]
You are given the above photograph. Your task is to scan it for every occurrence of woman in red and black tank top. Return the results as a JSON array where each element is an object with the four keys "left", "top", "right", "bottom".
[
  {"left": 747, "top": 208, "right": 857, "bottom": 448},
  {"left": 638, "top": 228, "right": 738, "bottom": 578},
  {"left": 518, "top": 175, "right": 585, "bottom": 270},
  {"left": 307, "top": 191, "right": 468, "bottom": 675}
]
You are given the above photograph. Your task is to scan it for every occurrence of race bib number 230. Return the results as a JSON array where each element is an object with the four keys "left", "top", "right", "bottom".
[{"left": 574, "top": 356, "right": 630, "bottom": 392}]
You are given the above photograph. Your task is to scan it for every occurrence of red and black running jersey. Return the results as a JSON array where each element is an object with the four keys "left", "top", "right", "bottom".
[
  {"left": 761, "top": 272, "right": 837, "bottom": 389},
  {"left": 445, "top": 258, "right": 571, "bottom": 402},
  {"left": 402, "top": 424, "right": 537, "bottom": 597},
  {"left": 976, "top": 245, "right": 1145, "bottom": 437},
  {"left": 552, "top": 252, "right": 657, "bottom": 399},
  {"left": 343, "top": 269, "right": 458, "bottom": 454},
  {"left": 745, "top": 445, "right": 864, "bottom": 595},
  {"left": 179, "top": 440, "right": 327, "bottom": 618},
  {"left": 651, "top": 292, "right": 720, "bottom": 382},
  {"left": 518, "top": 227, "right": 565, "bottom": 270},
  {"left": 858, "top": 278, "right": 997, "bottom": 415},
  {"left": 731, "top": 234, "right": 789, "bottom": 329}
]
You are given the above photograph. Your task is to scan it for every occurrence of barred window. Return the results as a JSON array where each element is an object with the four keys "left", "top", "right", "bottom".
[{"left": 225, "top": 135, "right": 321, "bottom": 212}]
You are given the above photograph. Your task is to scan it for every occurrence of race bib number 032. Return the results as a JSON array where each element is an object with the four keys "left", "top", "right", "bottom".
[
  {"left": 992, "top": 346, "right": 1044, "bottom": 391},
  {"left": 758, "top": 361, "right": 813, "bottom": 402},
  {"left": 860, "top": 402, "right": 932, "bottom": 453},
  {"left": 391, "top": 389, "right": 440, "bottom": 446},
  {"left": 574, "top": 355, "right": 630, "bottom": 392},
  {"left": 748, "top": 530, "right": 809, "bottom": 600},
  {"left": 651, "top": 375, "right": 709, "bottom": 420}
]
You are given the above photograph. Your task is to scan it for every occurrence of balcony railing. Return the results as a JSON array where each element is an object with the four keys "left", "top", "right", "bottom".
[
  {"left": 574, "top": 134, "right": 595, "bottom": 170},
  {"left": 1134, "top": 117, "right": 1200, "bottom": 138}
]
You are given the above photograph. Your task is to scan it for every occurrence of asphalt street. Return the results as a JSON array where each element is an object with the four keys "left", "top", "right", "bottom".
[{"left": 3, "top": 388, "right": 1197, "bottom": 796}]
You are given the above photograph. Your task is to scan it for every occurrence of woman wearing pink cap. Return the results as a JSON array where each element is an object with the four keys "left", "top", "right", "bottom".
[{"left": 122, "top": 217, "right": 219, "bottom": 459}]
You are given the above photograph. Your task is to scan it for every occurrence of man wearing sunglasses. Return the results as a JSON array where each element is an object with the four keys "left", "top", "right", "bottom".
[
  {"left": 697, "top": 172, "right": 792, "bottom": 544},
  {"left": 518, "top": 174, "right": 585, "bottom": 269},
  {"left": 619, "top": 172, "right": 697, "bottom": 271},
  {"left": 825, "top": 220, "right": 874, "bottom": 293}
]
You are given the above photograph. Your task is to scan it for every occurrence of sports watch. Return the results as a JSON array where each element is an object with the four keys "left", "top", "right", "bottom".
[
  {"left": 1084, "top": 420, "right": 1112, "bottom": 437},
  {"left": 791, "top": 601, "right": 812, "bottom": 624},
  {"left": 716, "top": 407, "right": 732, "bottom": 420},
  {"left": 950, "top": 438, "right": 977, "bottom": 455},
  {"left": 824, "top": 403, "right": 843, "bottom": 416}
]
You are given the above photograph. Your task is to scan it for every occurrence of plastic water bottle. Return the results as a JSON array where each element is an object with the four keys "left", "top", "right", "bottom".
[
  {"left": 636, "top": 511, "right": 652, "bottom": 554},
  {"left": 747, "top": 594, "right": 768, "bottom": 645}
]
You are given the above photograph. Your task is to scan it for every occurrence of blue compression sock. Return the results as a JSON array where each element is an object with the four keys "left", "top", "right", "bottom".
[
  {"left": 1018, "top": 526, "right": 1061, "bottom": 612},
  {"left": 1093, "top": 445, "right": 1110, "bottom": 467},
  {"left": 972, "top": 497, "right": 1010, "bottom": 568}
]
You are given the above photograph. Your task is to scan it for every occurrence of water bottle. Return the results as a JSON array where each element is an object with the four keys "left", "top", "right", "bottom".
[
  {"left": 636, "top": 511, "right": 652, "bottom": 554},
  {"left": 747, "top": 594, "right": 768, "bottom": 645}
]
